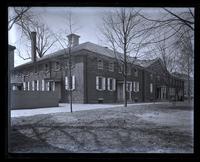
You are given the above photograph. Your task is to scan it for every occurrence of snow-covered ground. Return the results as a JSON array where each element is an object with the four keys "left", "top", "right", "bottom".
[{"left": 11, "top": 102, "right": 170, "bottom": 118}]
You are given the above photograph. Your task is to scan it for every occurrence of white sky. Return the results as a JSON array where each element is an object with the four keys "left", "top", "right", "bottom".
[{"left": 8, "top": 7, "right": 193, "bottom": 66}]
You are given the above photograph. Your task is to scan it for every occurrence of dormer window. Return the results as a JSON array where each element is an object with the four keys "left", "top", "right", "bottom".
[{"left": 97, "top": 59, "right": 103, "bottom": 69}]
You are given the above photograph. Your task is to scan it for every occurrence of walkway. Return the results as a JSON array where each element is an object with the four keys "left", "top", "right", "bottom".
[{"left": 11, "top": 101, "right": 178, "bottom": 118}]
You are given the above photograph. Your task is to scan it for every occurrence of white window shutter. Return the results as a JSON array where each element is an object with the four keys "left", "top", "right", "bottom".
[
  {"left": 42, "top": 80, "right": 45, "bottom": 91},
  {"left": 133, "top": 81, "right": 136, "bottom": 92},
  {"left": 28, "top": 82, "right": 30, "bottom": 91},
  {"left": 137, "top": 82, "right": 139, "bottom": 92},
  {"left": 37, "top": 80, "right": 39, "bottom": 91},
  {"left": 103, "top": 77, "right": 106, "bottom": 90},
  {"left": 96, "top": 76, "right": 99, "bottom": 90},
  {"left": 130, "top": 82, "right": 132, "bottom": 92},
  {"left": 113, "top": 78, "right": 116, "bottom": 91},
  {"left": 52, "top": 82, "right": 55, "bottom": 91},
  {"left": 47, "top": 82, "right": 50, "bottom": 91},
  {"left": 107, "top": 78, "right": 110, "bottom": 91},
  {"left": 65, "top": 76, "right": 68, "bottom": 90},
  {"left": 72, "top": 76, "right": 75, "bottom": 90},
  {"left": 32, "top": 81, "right": 35, "bottom": 91},
  {"left": 23, "top": 82, "right": 26, "bottom": 90}
]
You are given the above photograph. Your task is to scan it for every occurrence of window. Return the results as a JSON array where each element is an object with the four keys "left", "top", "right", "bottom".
[
  {"left": 97, "top": 59, "right": 103, "bottom": 69},
  {"left": 127, "top": 66, "right": 131, "bottom": 75},
  {"left": 55, "top": 61, "right": 60, "bottom": 70},
  {"left": 150, "top": 74, "right": 153, "bottom": 80},
  {"left": 134, "top": 68, "right": 138, "bottom": 77},
  {"left": 169, "top": 88, "right": 175, "bottom": 96},
  {"left": 45, "top": 63, "right": 49, "bottom": 71},
  {"left": 118, "top": 64, "right": 123, "bottom": 74},
  {"left": 65, "top": 76, "right": 75, "bottom": 90},
  {"left": 108, "top": 62, "right": 114, "bottom": 72},
  {"left": 157, "top": 75, "right": 160, "bottom": 81},
  {"left": 133, "top": 81, "right": 139, "bottom": 92},
  {"left": 107, "top": 78, "right": 116, "bottom": 91},
  {"left": 96, "top": 76, "right": 106, "bottom": 91},
  {"left": 150, "top": 83, "right": 153, "bottom": 93},
  {"left": 126, "top": 82, "right": 132, "bottom": 92}
]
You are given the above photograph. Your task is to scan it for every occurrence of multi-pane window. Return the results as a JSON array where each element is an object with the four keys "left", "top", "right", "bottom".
[
  {"left": 108, "top": 62, "right": 114, "bottom": 72},
  {"left": 55, "top": 61, "right": 60, "bottom": 70},
  {"left": 133, "top": 81, "right": 139, "bottom": 92},
  {"left": 150, "top": 74, "right": 153, "bottom": 80},
  {"left": 107, "top": 78, "right": 116, "bottom": 91},
  {"left": 97, "top": 59, "right": 103, "bottom": 69},
  {"left": 150, "top": 83, "right": 153, "bottom": 93},
  {"left": 169, "top": 88, "right": 175, "bottom": 96},
  {"left": 65, "top": 76, "right": 75, "bottom": 90},
  {"left": 118, "top": 64, "right": 123, "bottom": 73},
  {"left": 42, "top": 80, "right": 45, "bottom": 91},
  {"left": 96, "top": 76, "right": 106, "bottom": 91},
  {"left": 134, "top": 68, "right": 138, "bottom": 77},
  {"left": 126, "top": 82, "right": 132, "bottom": 92},
  {"left": 127, "top": 65, "right": 131, "bottom": 75},
  {"left": 45, "top": 63, "right": 49, "bottom": 71}
]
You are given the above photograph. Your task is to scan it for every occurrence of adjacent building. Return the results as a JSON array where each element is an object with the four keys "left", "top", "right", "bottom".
[{"left": 10, "top": 33, "right": 184, "bottom": 104}]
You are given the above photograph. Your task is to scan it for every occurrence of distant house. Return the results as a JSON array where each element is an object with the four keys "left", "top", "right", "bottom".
[
  {"left": 10, "top": 33, "right": 184, "bottom": 103},
  {"left": 172, "top": 72, "right": 194, "bottom": 99}
]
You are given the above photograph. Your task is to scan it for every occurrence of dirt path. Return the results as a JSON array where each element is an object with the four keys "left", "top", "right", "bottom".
[{"left": 9, "top": 103, "right": 193, "bottom": 153}]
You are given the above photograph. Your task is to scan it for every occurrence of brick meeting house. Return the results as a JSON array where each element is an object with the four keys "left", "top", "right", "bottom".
[{"left": 10, "top": 33, "right": 184, "bottom": 104}]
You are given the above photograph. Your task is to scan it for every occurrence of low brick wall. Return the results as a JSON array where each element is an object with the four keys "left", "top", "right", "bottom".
[{"left": 11, "top": 91, "right": 59, "bottom": 110}]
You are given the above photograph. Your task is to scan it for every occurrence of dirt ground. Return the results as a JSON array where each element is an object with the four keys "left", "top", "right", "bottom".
[{"left": 9, "top": 102, "right": 193, "bottom": 153}]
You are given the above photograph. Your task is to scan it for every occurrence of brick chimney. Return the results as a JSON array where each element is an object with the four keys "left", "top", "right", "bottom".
[
  {"left": 67, "top": 33, "right": 80, "bottom": 47},
  {"left": 31, "top": 31, "right": 37, "bottom": 62}
]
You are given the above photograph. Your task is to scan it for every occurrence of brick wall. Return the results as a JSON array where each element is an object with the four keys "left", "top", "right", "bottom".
[{"left": 11, "top": 91, "right": 59, "bottom": 109}]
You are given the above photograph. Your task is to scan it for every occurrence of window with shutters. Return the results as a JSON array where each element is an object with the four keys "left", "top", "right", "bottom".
[
  {"left": 127, "top": 66, "right": 131, "bottom": 75},
  {"left": 97, "top": 59, "right": 103, "bottom": 69},
  {"left": 118, "top": 64, "right": 123, "bottom": 73},
  {"left": 134, "top": 68, "right": 138, "bottom": 77},
  {"left": 96, "top": 76, "right": 106, "bottom": 91},
  {"left": 55, "top": 61, "right": 60, "bottom": 70},
  {"left": 150, "top": 73, "right": 153, "bottom": 80},
  {"left": 23, "top": 82, "right": 26, "bottom": 91},
  {"left": 133, "top": 81, "right": 139, "bottom": 92},
  {"left": 107, "top": 78, "right": 116, "bottom": 91},
  {"left": 65, "top": 76, "right": 75, "bottom": 90},
  {"left": 108, "top": 62, "right": 114, "bottom": 72},
  {"left": 126, "top": 82, "right": 132, "bottom": 92}
]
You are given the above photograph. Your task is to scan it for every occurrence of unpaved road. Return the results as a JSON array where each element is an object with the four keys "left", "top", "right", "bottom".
[{"left": 9, "top": 103, "right": 193, "bottom": 153}]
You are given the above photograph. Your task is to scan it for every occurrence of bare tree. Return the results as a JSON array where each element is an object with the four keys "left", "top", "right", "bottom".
[
  {"left": 175, "top": 27, "right": 194, "bottom": 103},
  {"left": 51, "top": 11, "right": 80, "bottom": 112},
  {"left": 8, "top": 7, "right": 31, "bottom": 31},
  {"left": 16, "top": 16, "right": 57, "bottom": 59},
  {"left": 100, "top": 8, "right": 151, "bottom": 107}
]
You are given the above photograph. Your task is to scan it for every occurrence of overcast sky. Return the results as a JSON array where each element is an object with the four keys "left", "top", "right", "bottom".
[{"left": 8, "top": 7, "right": 193, "bottom": 66}]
